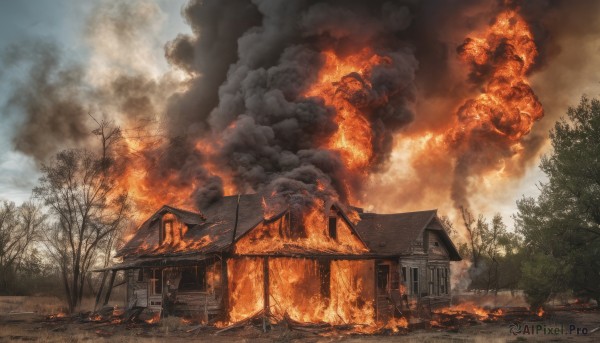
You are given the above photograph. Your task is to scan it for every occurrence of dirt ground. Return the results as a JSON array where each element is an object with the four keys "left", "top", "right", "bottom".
[{"left": 1, "top": 296, "right": 599, "bottom": 342}]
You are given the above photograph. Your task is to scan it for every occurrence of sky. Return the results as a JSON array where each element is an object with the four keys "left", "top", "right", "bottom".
[
  {"left": 0, "top": 0, "right": 189, "bottom": 203},
  {"left": 0, "top": 0, "right": 599, "bottom": 229}
]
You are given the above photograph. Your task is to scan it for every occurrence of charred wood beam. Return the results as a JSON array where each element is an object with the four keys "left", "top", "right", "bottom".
[
  {"left": 374, "top": 260, "right": 379, "bottom": 323},
  {"left": 230, "top": 195, "right": 241, "bottom": 246},
  {"left": 112, "top": 280, "right": 127, "bottom": 288},
  {"left": 220, "top": 254, "right": 229, "bottom": 320},
  {"left": 94, "top": 271, "right": 108, "bottom": 312}
]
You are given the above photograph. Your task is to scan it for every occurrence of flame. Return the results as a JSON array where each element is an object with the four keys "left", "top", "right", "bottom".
[
  {"left": 48, "top": 312, "right": 67, "bottom": 319},
  {"left": 236, "top": 198, "right": 367, "bottom": 254},
  {"left": 382, "top": 317, "right": 409, "bottom": 333},
  {"left": 145, "top": 311, "right": 161, "bottom": 324},
  {"left": 451, "top": 7, "right": 543, "bottom": 143},
  {"left": 89, "top": 313, "right": 103, "bottom": 322},
  {"left": 228, "top": 258, "right": 264, "bottom": 323},
  {"left": 537, "top": 307, "right": 544, "bottom": 317},
  {"left": 305, "top": 49, "right": 389, "bottom": 173},
  {"left": 227, "top": 257, "right": 375, "bottom": 326},
  {"left": 433, "top": 302, "right": 491, "bottom": 320}
]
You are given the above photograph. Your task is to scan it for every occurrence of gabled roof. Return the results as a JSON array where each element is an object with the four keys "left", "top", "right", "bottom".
[
  {"left": 118, "top": 195, "right": 460, "bottom": 261},
  {"left": 354, "top": 209, "right": 461, "bottom": 260},
  {"left": 116, "top": 205, "right": 206, "bottom": 257}
]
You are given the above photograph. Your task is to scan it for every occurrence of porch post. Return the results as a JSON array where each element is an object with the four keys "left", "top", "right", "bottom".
[
  {"left": 93, "top": 270, "right": 108, "bottom": 312},
  {"left": 374, "top": 260, "right": 378, "bottom": 322},
  {"left": 221, "top": 255, "right": 229, "bottom": 320},
  {"left": 103, "top": 269, "right": 117, "bottom": 306}
]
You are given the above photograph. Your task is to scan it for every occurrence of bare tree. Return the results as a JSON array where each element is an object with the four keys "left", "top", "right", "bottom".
[
  {"left": 460, "top": 206, "right": 487, "bottom": 268},
  {"left": 0, "top": 201, "right": 46, "bottom": 293},
  {"left": 35, "top": 120, "right": 129, "bottom": 313}
]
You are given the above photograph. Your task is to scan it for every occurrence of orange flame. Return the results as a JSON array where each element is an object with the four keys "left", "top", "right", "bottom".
[
  {"left": 451, "top": 7, "right": 543, "bottom": 143},
  {"left": 537, "top": 307, "right": 544, "bottom": 317},
  {"left": 433, "top": 302, "right": 491, "bottom": 320},
  {"left": 305, "top": 49, "right": 389, "bottom": 173},
  {"left": 145, "top": 311, "right": 161, "bottom": 324},
  {"left": 236, "top": 198, "right": 367, "bottom": 255}
]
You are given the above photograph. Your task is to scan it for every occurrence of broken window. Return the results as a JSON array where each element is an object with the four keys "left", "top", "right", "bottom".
[{"left": 179, "top": 266, "right": 207, "bottom": 292}]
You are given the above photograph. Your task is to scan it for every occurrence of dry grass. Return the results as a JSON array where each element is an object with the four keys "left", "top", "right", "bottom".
[
  {"left": 0, "top": 295, "right": 125, "bottom": 316},
  {"left": 0, "top": 296, "right": 65, "bottom": 315}
]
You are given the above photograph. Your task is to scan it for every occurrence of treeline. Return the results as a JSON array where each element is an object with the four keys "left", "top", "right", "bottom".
[{"left": 454, "top": 96, "right": 600, "bottom": 309}]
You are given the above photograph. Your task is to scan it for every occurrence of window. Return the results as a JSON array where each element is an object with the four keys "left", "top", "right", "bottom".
[
  {"left": 137, "top": 268, "right": 144, "bottom": 282},
  {"left": 318, "top": 260, "right": 331, "bottom": 298},
  {"left": 429, "top": 268, "right": 434, "bottom": 295},
  {"left": 377, "top": 264, "right": 390, "bottom": 293},
  {"left": 433, "top": 241, "right": 439, "bottom": 247},
  {"left": 179, "top": 266, "right": 207, "bottom": 291},
  {"left": 401, "top": 267, "right": 407, "bottom": 283},
  {"left": 160, "top": 220, "right": 173, "bottom": 244},
  {"left": 411, "top": 268, "right": 419, "bottom": 295},
  {"left": 437, "top": 268, "right": 441, "bottom": 295},
  {"left": 328, "top": 216, "right": 337, "bottom": 239},
  {"left": 151, "top": 269, "right": 162, "bottom": 295},
  {"left": 442, "top": 268, "right": 449, "bottom": 294}
]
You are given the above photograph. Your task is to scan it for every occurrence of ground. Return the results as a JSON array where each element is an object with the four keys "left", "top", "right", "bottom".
[{"left": 1, "top": 296, "right": 598, "bottom": 342}]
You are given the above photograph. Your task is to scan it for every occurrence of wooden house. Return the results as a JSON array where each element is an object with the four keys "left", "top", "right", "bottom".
[{"left": 95, "top": 193, "right": 461, "bottom": 323}]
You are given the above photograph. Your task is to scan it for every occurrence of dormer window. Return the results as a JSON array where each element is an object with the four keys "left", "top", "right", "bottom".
[{"left": 160, "top": 219, "right": 174, "bottom": 245}]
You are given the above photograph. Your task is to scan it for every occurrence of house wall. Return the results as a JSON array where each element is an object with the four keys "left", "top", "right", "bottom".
[
  {"left": 398, "top": 229, "right": 453, "bottom": 307},
  {"left": 124, "top": 261, "right": 224, "bottom": 318}
]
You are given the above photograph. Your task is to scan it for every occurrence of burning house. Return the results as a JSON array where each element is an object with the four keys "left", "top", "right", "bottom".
[{"left": 95, "top": 193, "right": 460, "bottom": 326}]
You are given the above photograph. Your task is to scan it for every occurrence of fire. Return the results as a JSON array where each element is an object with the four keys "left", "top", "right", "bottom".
[
  {"left": 305, "top": 49, "right": 389, "bottom": 172},
  {"left": 228, "top": 258, "right": 264, "bottom": 323},
  {"left": 227, "top": 257, "right": 376, "bottom": 327},
  {"left": 382, "top": 317, "right": 409, "bottom": 333},
  {"left": 48, "top": 312, "right": 67, "bottom": 320},
  {"left": 269, "top": 259, "right": 375, "bottom": 325},
  {"left": 236, "top": 198, "right": 367, "bottom": 255},
  {"left": 433, "top": 302, "right": 491, "bottom": 321},
  {"left": 451, "top": 6, "right": 543, "bottom": 143},
  {"left": 537, "top": 307, "right": 544, "bottom": 317},
  {"left": 145, "top": 311, "right": 161, "bottom": 324},
  {"left": 89, "top": 313, "right": 103, "bottom": 322}
]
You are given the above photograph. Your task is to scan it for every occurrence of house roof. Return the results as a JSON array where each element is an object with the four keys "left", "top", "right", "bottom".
[
  {"left": 116, "top": 205, "right": 206, "bottom": 257},
  {"left": 354, "top": 210, "right": 461, "bottom": 260},
  {"left": 117, "top": 195, "right": 460, "bottom": 261},
  {"left": 117, "top": 194, "right": 287, "bottom": 258}
]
